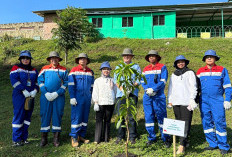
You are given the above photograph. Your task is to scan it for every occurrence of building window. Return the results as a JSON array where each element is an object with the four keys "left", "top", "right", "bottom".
[
  {"left": 153, "top": 15, "right": 165, "bottom": 26},
  {"left": 92, "top": 18, "right": 102, "bottom": 28},
  {"left": 122, "top": 17, "right": 133, "bottom": 27}
]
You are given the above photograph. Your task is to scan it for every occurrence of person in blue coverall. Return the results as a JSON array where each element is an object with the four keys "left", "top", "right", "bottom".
[
  {"left": 141, "top": 50, "right": 171, "bottom": 147},
  {"left": 10, "top": 50, "right": 39, "bottom": 146},
  {"left": 197, "top": 50, "right": 232, "bottom": 155},
  {"left": 68, "top": 53, "right": 94, "bottom": 147},
  {"left": 38, "top": 51, "right": 68, "bottom": 147},
  {"left": 114, "top": 48, "right": 141, "bottom": 144}
]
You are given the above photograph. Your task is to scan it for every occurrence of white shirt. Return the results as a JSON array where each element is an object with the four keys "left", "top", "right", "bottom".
[
  {"left": 168, "top": 70, "right": 198, "bottom": 106},
  {"left": 92, "top": 76, "right": 117, "bottom": 105}
]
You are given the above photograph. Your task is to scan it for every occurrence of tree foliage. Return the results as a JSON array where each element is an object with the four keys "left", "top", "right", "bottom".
[
  {"left": 114, "top": 62, "right": 147, "bottom": 157},
  {"left": 52, "top": 6, "right": 99, "bottom": 64}
]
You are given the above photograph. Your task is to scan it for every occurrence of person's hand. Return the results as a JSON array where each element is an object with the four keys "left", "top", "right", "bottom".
[
  {"left": 50, "top": 92, "right": 58, "bottom": 100},
  {"left": 146, "top": 88, "right": 155, "bottom": 96},
  {"left": 224, "top": 101, "right": 231, "bottom": 110},
  {"left": 119, "top": 86, "right": 123, "bottom": 91},
  {"left": 167, "top": 103, "right": 173, "bottom": 109},
  {"left": 70, "top": 98, "right": 77, "bottom": 106},
  {"left": 150, "top": 92, "right": 156, "bottom": 96},
  {"left": 189, "top": 99, "right": 198, "bottom": 111},
  {"left": 94, "top": 104, "right": 100, "bottom": 112},
  {"left": 22, "top": 90, "right": 30, "bottom": 98},
  {"left": 134, "top": 82, "right": 138, "bottom": 87},
  {"left": 30, "top": 89, "right": 37, "bottom": 98},
  {"left": 45, "top": 92, "right": 53, "bottom": 101}
]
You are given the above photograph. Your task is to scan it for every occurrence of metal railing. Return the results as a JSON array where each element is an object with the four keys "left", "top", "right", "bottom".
[{"left": 176, "top": 25, "right": 232, "bottom": 38}]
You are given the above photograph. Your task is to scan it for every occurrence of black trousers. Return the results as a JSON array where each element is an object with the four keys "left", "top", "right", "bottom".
[
  {"left": 94, "top": 105, "right": 114, "bottom": 143},
  {"left": 173, "top": 105, "right": 193, "bottom": 147},
  {"left": 116, "top": 94, "right": 138, "bottom": 140}
]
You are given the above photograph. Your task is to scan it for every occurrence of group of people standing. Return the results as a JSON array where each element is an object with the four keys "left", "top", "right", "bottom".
[{"left": 10, "top": 48, "right": 231, "bottom": 155}]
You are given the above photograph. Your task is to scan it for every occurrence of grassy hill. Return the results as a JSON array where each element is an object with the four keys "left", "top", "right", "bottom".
[{"left": 0, "top": 38, "right": 232, "bottom": 157}]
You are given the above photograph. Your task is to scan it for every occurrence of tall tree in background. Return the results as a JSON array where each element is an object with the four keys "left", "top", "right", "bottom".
[{"left": 52, "top": 6, "right": 99, "bottom": 64}]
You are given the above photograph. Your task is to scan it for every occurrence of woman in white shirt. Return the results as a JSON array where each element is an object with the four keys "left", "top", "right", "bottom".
[
  {"left": 168, "top": 55, "right": 198, "bottom": 154},
  {"left": 92, "top": 61, "right": 117, "bottom": 144}
]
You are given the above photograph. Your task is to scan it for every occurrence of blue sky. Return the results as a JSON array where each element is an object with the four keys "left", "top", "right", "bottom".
[{"left": 0, "top": 0, "right": 227, "bottom": 24}]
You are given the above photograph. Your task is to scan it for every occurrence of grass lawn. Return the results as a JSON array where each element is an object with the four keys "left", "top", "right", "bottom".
[{"left": 0, "top": 37, "right": 232, "bottom": 156}]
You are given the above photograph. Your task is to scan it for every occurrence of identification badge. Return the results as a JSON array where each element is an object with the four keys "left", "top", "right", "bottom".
[{"left": 27, "top": 80, "right": 31, "bottom": 87}]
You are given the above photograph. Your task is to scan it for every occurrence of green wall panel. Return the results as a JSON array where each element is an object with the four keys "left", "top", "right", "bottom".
[{"left": 88, "top": 12, "right": 176, "bottom": 39}]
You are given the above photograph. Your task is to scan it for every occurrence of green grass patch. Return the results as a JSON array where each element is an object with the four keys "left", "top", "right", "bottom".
[{"left": 0, "top": 37, "right": 232, "bottom": 156}]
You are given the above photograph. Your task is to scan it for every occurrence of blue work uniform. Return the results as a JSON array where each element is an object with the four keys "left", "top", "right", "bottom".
[
  {"left": 38, "top": 64, "right": 68, "bottom": 132},
  {"left": 68, "top": 65, "right": 94, "bottom": 138},
  {"left": 10, "top": 65, "right": 39, "bottom": 142},
  {"left": 197, "top": 65, "right": 232, "bottom": 151},
  {"left": 141, "top": 63, "right": 170, "bottom": 142}
]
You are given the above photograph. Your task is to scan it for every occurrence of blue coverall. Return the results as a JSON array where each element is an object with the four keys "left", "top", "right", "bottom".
[
  {"left": 68, "top": 65, "right": 94, "bottom": 138},
  {"left": 38, "top": 64, "right": 68, "bottom": 132},
  {"left": 197, "top": 65, "right": 232, "bottom": 151},
  {"left": 10, "top": 65, "right": 39, "bottom": 142},
  {"left": 141, "top": 63, "right": 170, "bottom": 142}
]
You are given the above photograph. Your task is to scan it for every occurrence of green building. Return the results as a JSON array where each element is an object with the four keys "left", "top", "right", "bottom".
[{"left": 33, "top": 1, "right": 232, "bottom": 39}]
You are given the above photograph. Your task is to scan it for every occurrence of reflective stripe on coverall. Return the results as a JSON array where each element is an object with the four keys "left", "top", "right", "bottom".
[
  {"left": 197, "top": 65, "right": 232, "bottom": 151},
  {"left": 38, "top": 64, "right": 68, "bottom": 132},
  {"left": 68, "top": 65, "right": 94, "bottom": 138},
  {"left": 10, "top": 65, "right": 39, "bottom": 142},
  {"left": 141, "top": 63, "right": 170, "bottom": 142}
]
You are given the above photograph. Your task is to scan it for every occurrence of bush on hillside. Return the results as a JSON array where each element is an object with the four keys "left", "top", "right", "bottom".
[
  {"left": 2, "top": 45, "right": 17, "bottom": 60},
  {"left": 0, "top": 34, "right": 14, "bottom": 42},
  {"left": 12, "top": 38, "right": 34, "bottom": 47}
]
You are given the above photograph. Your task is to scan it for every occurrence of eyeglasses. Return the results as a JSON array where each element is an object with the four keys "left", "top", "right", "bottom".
[
  {"left": 102, "top": 68, "right": 110, "bottom": 71},
  {"left": 21, "top": 57, "right": 30, "bottom": 60},
  {"left": 205, "top": 56, "right": 215, "bottom": 59}
]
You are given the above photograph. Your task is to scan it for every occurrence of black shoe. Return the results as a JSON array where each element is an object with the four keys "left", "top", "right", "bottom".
[
  {"left": 12, "top": 141, "right": 23, "bottom": 147},
  {"left": 164, "top": 140, "right": 171, "bottom": 148},
  {"left": 220, "top": 149, "right": 228, "bottom": 155},
  {"left": 146, "top": 140, "right": 156, "bottom": 146},
  {"left": 130, "top": 139, "right": 136, "bottom": 144},
  {"left": 204, "top": 146, "right": 218, "bottom": 150},
  {"left": 115, "top": 138, "right": 122, "bottom": 144}
]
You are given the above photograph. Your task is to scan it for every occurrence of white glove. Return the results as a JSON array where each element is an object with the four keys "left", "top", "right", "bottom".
[
  {"left": 45, "top": 92, "right": 53, "bottom": 101},
  {"left": 189, "top": 99, "right": 198, "bottom": 111},
  {"left": 150, "top": 92, "right": 156, "bottom": 96},
  {"left": 94, "top": 104, "right": 100, "bottom": 112},
  {"left": 70, "top": 98, "right": 77, "bottom": 106},
  {"left": 22, "top": 90, "right": 30, "bottom": 98},
  {"left": 146, "top": 88, "right": 156, "bottom": 96},
  {"left": 50, "top": 92, "right": 59, "bottom": 100},
  {"left": 224, "top": 101, "right": 231, "bottom": 110},
  {"left": 30, "top": 89, "right": 37, "bottom": 98}
]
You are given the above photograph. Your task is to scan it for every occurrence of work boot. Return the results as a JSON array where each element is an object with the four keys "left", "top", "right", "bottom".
[
  {"left": 79, "top": 136, "right": 90, "bottom": 144},
  {"left": 40, "top": 132, "right": 48, "bottom": 147},
  {"left": 71, "top": 137, "right": 79, "bottom": 147},
  {"left": 53, "top": 132, "right": 60, "bottom": 147}
]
